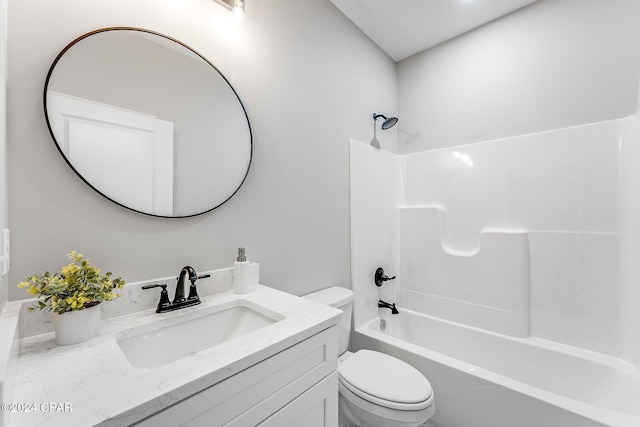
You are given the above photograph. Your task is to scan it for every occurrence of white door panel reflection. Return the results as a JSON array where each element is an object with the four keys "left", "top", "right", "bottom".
[
  {"left": 49, "top": 91, "right": 174, "bottom": 216},
  {"left": 44, "top": 28, "right": 252, "bottom": 217}
]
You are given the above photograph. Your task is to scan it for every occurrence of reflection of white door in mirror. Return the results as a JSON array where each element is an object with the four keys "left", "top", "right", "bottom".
[
  {"left": 47, "top": 91, "right": 174, "bottom": 216},
  {"left": 44, "top": 28, "right": 252, "bottom": 217}
]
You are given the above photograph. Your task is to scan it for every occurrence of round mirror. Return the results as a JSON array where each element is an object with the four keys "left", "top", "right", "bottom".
[{"left": 44, "top": 27, "right": 252, "bottom": 218}]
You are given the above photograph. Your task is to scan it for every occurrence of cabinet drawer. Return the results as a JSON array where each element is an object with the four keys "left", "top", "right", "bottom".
[
  {"left": 135, "top": 325, "right": 337, "bottom": 426},
  {"left": 258, "top": 372, "right": 338, "bottom": 427}
]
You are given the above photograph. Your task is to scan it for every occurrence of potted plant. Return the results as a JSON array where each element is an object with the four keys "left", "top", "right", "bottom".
[{"left": 17, "top": 250, "right": 125, "bottom": 345}]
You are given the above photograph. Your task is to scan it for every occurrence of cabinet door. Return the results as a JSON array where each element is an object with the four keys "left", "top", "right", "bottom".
[{"left": 258, "top": 372, "right": 338, "bottom": 427}]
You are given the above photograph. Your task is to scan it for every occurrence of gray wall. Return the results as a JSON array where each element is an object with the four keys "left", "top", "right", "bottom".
[
  {"left": 0, "top": 0, "right": 7, "bottom": 311},
  {"left": 7, "top": 0, "right": 397, "bottom": 300},
  {"left": 397, "top": 0, "right": 640, "bottom": 153}
]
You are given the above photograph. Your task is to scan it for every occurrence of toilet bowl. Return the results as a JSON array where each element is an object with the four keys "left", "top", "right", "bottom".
[
  {"left": 303, "top": 287, "right": 435, "bottom": 427},
  {"left": 338, "top": 349, "right": 435, "bottom": 427}
]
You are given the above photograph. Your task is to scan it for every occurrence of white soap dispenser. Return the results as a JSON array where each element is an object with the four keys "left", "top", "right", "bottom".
[{"left": 234, "top": 247, "right": 251, "bottom": 294}]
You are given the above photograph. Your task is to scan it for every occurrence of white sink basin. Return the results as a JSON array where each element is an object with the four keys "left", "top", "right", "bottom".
[{"left": 116, "top": 301, "right": 283, "bottom": 369}]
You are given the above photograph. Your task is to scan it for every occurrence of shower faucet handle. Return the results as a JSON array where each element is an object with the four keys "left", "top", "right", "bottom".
[{"left": 374, "top": 267, "right": 396, "bottom": 287}]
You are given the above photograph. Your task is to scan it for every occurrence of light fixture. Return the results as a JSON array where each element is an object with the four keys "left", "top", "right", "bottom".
[
  {"left": 213, "top": 0, "right": 245, "bottom": 23},
  {"left": 232, "top": 0, "right": 245, "bottom": 23}
]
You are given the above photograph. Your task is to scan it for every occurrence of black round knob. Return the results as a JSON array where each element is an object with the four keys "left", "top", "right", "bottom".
[{"left": 374, "top": 267, "right": 396, "bottom": 287}]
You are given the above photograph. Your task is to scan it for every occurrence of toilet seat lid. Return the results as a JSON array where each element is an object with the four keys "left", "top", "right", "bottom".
[{"left": 339, "top": 350, "right": 432, "bottom": 405}]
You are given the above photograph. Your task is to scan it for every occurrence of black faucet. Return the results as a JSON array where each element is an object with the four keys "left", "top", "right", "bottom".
[
  {"left": 378, "top": 299, "right": 399, "bottom": 314},
  {"left": 142, "top": 266, "right": 211, "bottom": 313},
  {"left": 174, "top": 266, "right": 198, "bottom": 305}
]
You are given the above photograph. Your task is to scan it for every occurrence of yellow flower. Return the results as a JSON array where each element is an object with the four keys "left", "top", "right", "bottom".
[
  {"left": 68, "top": 250, "right": 83, "bottom": 263},
  {"left": 17, "top": 281, "right": 31, "bottom": 289},
  {"left": 104, "top": 292, "right": 120, "bottom": 301},
  {"left": 27, "top": 286, "right": 39, "bottom": 296},
  {"left": 61, "top": 264, "right": 79, "bottom": 276}
]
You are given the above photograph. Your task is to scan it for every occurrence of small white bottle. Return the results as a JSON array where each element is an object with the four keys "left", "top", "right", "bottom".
[{"left": 234, "top": 247, "right": 251, "bottom": 294}]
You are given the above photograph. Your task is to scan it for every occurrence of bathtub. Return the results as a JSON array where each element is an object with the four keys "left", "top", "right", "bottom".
[{"left": 351, "top": 309, "right": 640, "bottom": 427}]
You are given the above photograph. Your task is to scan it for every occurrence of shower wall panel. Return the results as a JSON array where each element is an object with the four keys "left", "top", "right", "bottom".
[
  {"left": 350, "top": 140, "right": 401, "bottom": 328},
  {"left": 398, "top": 119, "right": 621, "bottom": 357},
  {"left": 398, "top": 206, "right": 530, "bottom": 337},
  {"left": 351, "top": 115, "right": 639, "bottom": 363}
]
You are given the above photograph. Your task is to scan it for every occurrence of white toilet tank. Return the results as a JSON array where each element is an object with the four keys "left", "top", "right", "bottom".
[{"left": 303, "top": 286, "right": 353, "bottom": 355}]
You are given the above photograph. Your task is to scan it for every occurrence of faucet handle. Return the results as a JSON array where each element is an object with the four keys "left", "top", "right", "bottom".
[
  {"left": 374, "top": 267, "right": 396, "bottom": 287},
  {"left": 187, "top": 281, "right": 200, "bottom": 302},
  {"left": 142, "top": 283, "right": 165, "bottom": 290},
  {"left": 186, "top": 273, "right": 210, "bottom": 302},
  {"left": 142, "top": 284, "right": 172, "bottom": 313}
]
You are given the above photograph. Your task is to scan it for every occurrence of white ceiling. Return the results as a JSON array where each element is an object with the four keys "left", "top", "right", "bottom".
[{"left": 329, "top": 0, "right": 539, "bottom": 62}]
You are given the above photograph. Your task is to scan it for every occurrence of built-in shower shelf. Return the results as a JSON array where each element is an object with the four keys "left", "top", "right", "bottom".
[
  {"left": 396, "top": 205, "right": 618, "bottom": 339},
  {"left": 398, "top": 205, "right": 530, "bottom": 337},
  {"left": 399, "top": 204, "right": 528, "bottom": 256}
]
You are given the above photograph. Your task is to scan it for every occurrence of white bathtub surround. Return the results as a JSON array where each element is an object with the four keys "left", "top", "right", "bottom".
[
  {"left": 350, "top": 115, "right": 640, "bottom": 426},
  {"left": 351, "top": 116, "right": 634, "bottom": 358},
  {"left": 6, "top": 285, "right": 340, "bottom": 426}
]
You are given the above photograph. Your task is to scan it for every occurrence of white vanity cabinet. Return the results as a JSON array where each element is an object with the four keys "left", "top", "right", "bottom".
[
  {"left": 134, "top": 326, "right": 338, "bottom": 427},
  {"left": 9, "top": 285, "right": 342, "bottom": 426}
]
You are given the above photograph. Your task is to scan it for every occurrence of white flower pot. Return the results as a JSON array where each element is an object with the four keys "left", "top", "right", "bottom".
[{"left": 54, "top": 303, "right": 101, "bottom": 345}]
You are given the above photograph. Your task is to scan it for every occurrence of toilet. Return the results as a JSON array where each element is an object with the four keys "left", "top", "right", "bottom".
[{"left": 304, "top": 287, "right": 435, "bottom": 427}]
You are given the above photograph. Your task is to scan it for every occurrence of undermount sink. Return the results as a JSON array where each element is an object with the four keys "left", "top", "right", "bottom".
[{"left": 116, "top": 301, "right": 283, "bottom": 369}]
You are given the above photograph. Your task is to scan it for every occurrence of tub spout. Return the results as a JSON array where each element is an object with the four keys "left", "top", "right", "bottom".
[{"left": 378, "top": 299, "right": 399, "bottom": 314}]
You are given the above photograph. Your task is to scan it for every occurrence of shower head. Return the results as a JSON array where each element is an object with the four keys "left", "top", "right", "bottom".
[{"left": 373, "top": 113, "right": 398, "bottom": 130}]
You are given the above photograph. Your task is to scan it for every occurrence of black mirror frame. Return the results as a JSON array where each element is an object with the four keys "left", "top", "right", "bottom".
[{"left": 43, "top": 27, "right": 253, "bottom": 218}]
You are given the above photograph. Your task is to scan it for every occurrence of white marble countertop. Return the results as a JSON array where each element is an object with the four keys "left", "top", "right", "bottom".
[{"left": 7, "top": 285, "right": 341, "bottom": 426}]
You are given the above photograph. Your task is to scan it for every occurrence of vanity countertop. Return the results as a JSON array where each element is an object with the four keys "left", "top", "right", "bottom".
[{"left": 7, "top": 285, "right": 341, "bottom": 426}]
